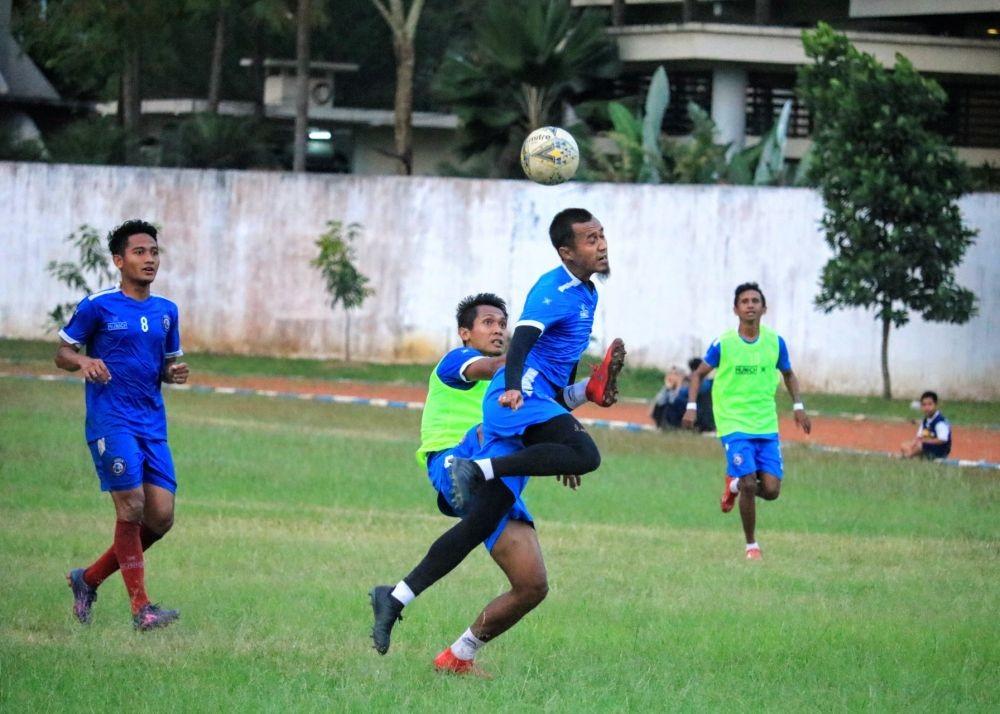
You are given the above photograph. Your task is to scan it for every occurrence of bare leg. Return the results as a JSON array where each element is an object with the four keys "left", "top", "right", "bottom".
[
  {"left": 141, "top": 483, "right": 175, "bottom": 536},
  {"left": 738, "top": 472, "right": 781, "bottom": 545},
  {"left": 469, "top": 520, "right": 548, "bottom": 642}
]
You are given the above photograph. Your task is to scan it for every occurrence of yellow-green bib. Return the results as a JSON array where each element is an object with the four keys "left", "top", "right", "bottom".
[
  {"left": 416, "top": 362, "right": 487, "bottom": 465},
  {"left": 711, "top": 325, "right": 780, "bottom": 437}
]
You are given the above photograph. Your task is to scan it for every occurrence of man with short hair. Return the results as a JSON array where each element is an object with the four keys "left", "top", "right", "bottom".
[
  {"left": 900, "top": 391, "right": 952, "bottom": 459},
  {"left": 371, "top": 209, "right": 625, "bottom": 672},
  {"left": 683, "top": 282, "right": 811, "bottom": 560},
  {"left": 57, "top": 219, "right": 187, "bottom": 630}
]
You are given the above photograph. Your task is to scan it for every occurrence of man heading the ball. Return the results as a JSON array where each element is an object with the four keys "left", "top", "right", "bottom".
[
  {"left": 683, "top": 282, "right": 811, "bottom": 560},
  {"left": 371, "top": 209, "right": 625, "bottom": 672},
  {"left": 58, "top": 220, "right": 188, "bottom": 630}
]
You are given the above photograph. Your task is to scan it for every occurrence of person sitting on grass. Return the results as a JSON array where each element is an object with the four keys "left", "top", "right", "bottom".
[{"left": 900, "top": 391, "right": 952, "bottom": 460}]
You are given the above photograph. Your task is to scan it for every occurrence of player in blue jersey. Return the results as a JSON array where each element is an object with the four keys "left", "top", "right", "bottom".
[
  {"left": 57, "top": 220, "right": 187, "bottom": 631},
  {"left": 448, "top": 208, "right": 625, "bottom": 507},
  {"left": 371, "top": 209, "right": 625, "bottom": 669}
]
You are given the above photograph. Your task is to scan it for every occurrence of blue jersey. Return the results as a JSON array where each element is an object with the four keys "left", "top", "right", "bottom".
[
  {"left": 436, "top": 347, "right": 486, "bottom": 390},
  {"left": 59, "top": 287, "right": 182, "bottom": 442},
  {"left": 515, "top": 264, "right": 598, "bottom": 389}
]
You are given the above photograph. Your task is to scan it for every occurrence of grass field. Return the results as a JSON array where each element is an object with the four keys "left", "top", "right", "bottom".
[
  {"left": 1, "top": 376, "right": 997, "bottom": 711},
  {"left": 2, "top": 338, "right": 999, "bottom": 427}
]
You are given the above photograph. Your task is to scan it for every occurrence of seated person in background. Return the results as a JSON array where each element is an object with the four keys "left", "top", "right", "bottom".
[
  {"left": 687, "top": 358, "right": 715, "bottom": 433},
  {"left": 651, "top": 359, "right": 715, "bottom": 431},
  {"left": 651, "top": 366, "right": 685, "bottom": 428},
  {"left": 900, "top": 390, "right": 952, "bottom": 459}
]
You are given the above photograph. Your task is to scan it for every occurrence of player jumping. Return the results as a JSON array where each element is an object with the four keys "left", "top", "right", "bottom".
[
  {"left": 57, "top": 220, "right": 188, "bottom": 630},
  {"left": 683, "top": 282, "right": 811, "bottom": 560},
  {"left": 371, "top": 208, "right": 625, "bottom": 670}
]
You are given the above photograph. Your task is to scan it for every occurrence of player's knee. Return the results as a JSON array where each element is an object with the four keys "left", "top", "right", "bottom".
[
  {"left": 147, "top": 513, "right": 174, "bottom": 535},
  {"left": 571, "top": 434, "right": 601, "bottom": 474},
  {"left": 516, "top": 575, "right": 549, "bottom": 608},
  {"left": 114, "top": 493, "right": 145, "bottom": 522},
  {"left": 760, "top": 484, "right": 780, "bottom": 500}
]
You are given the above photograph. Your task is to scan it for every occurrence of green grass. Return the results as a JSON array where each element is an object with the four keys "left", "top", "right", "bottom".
[
  {"left": 1, "top": 376, "right": 997, "bottom": 711},
  {"left": 4, "top": 338, "right": 998, "bottom": 427}
]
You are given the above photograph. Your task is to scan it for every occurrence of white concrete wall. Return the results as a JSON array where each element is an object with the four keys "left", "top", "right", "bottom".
[{"left": 1, "top": 161, "right": 997, "bottom": 398}]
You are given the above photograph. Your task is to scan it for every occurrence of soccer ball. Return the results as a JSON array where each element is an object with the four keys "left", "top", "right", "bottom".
[{"left": 520, "top": 127, "right": 580, "bottom": 185}]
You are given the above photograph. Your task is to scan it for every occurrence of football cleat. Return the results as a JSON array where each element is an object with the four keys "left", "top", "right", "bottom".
[
  {"left": 433, "top": 647, "right": 493, "bottom": 679},
  {"left": 67, "top": 568, "right": 98, "bottom": 624},
  {"left": 448, "top": 458, "right": 484, "bottom": 513},
  {"left": 746, "top": 546, "right": 763, "bottom": 561},
  {"left": 370, "top": 585, "right": 403, "bottom": 655},
  {"left": 721, "top": 476, "right": 738, "bottom": 513},
  {"left": 586, "top": 338, "right": 626, "bottom": 407},
  {"left": 133, "top": 603, "right": 179, "bottom": 631}
]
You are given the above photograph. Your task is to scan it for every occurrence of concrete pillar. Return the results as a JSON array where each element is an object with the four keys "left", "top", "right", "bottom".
[{"left": 711, "top": 67, "right": 748, "bottom": 151}]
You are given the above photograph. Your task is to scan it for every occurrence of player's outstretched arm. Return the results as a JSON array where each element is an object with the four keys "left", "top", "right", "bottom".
[
  {"left": 682, "top": 362, "right": 713, "bottom": 429},
  {"left": 463, "top": 356, "right": 505, "bottom": 382},
  {"left": 781, "top": 369, "right": 811, "bottom": 434},
  {"left": 55, "top": 340, "right": 111, "bottom": 383}
]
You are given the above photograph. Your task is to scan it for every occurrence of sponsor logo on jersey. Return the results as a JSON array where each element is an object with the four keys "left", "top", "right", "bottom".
[
  {"left": 735, "top": 365, "right": 759, "bottom": 375},
  {"left": 106, "top": 321, "right": 128, "bottom": 331}
]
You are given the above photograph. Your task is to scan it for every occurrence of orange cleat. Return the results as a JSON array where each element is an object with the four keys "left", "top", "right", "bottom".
[
  {"left": 721, "top": 475, "right": 738, "bottom": 513},
  {"left": 586, "top": 338, "right": 626, "bottom": 407},
  {"left": 746, "top": 545, "right": 762, "bottom": 561},
  {"left": 433, "top": 647, "right": 493, "bottom": 679}
]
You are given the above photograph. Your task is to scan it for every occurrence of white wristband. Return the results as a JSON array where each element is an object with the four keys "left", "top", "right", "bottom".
[
  {"left": 793, "top": 402, "right": 805, "bottom": 411},
  {"left": 686, "top": 402, "right": 697, "bottom": 411}
]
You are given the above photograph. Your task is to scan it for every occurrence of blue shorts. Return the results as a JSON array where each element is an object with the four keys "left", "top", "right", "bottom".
[
  {"left": 427, "top": 440, "right": 533, "bottom": 552},
  {"left": 482, "top": 368, "right": 568, "bottom": 440},
  {"left": 87, "top": 433, "right": 177, "bottom": 493},
  {"left": 722, "top": 437, "right": 784, "bottom": 479}
]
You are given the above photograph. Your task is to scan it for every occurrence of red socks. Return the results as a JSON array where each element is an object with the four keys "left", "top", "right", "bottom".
[
  {"left": 83, "top": 525, "right": 162, "bottom": 589},
  {"left": 112, "top": 519, "right": 150, "bottom": 614}
]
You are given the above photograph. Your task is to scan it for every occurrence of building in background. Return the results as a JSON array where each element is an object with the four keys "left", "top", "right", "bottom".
[
  {"left": 575, "top": 0, "right": 1000, "bottom": 165},
  {"left": 95, "top": 59, "right": 460, "bottom": 175}
]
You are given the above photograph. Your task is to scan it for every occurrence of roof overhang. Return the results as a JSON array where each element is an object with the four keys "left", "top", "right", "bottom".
[{"left": 610, "top": 22, "right": 1000, "bottom": 76}]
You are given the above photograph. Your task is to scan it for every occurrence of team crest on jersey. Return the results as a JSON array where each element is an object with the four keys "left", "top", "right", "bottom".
[
  {"left": 732, "top": 453, "right": 744, "bottom": 467},
  {"left": 162, "top": 314, "right": 171, "bottom": 332},
  {"left": 111, "top": 457, "right": 127, "bottom": 476},
  {"left": 579, "top": 304, "right": 590, "bottom": 319}
]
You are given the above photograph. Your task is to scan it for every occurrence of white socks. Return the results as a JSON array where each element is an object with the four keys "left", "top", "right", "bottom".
[
  {"left": 391, "top": 581, "right": 415, "bottom": 606},
  {"left": 451, "top": 628, "right": 486, "bottom": 661},
  {"left": 746, "top": 542, "right": 759, "bottom": 551},
  {"left": 562, "top": 378, "right": 590, "bottom": 409},
  {"left": 474, "top": 458, "right": 495, "bottom": 481},
  {"left": 730, "top": 478, "right": 740, "bottom": 494}
]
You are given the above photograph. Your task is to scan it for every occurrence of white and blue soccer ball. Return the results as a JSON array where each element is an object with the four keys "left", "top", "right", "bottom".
[{"left": 520, "top": 126, "right": 580, "bottom": 185}]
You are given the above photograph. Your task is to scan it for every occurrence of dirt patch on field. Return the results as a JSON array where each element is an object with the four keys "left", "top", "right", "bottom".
[
  {"left": 6, "top": 363, "right": 997, "bottom": 463},
  {"left": 201, "top": 374, "right": 1000, "bottom": 463}
]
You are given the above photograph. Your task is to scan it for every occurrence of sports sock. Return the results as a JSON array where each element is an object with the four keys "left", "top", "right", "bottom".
[
  {"left": 474, "top": 458, "right": 495, "bottom": 481},
  {"left": 451, "top": 628, "right": 486, "bottom": 661},
  {"left": 113, "top": 519, "right": 150, "bottom": 614},
  {"left": 562, "top": 379, "right": 590, "bottom": 409},
  {"left": 83, "top": 524, "right": 163, "bottom": 588},
  {"left": 729, "top": 478, "right": 740, "bottom": 494},
  {"left": 746, "top": 542, "right": 760, "bottom": 551},
  {"left": 391, "top": 581, "right": 415, "bottom": 606}
]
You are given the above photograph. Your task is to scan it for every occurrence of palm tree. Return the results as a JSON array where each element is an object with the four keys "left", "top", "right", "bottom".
[{"left": 433, "top": 0, "right": 618, "bottom": 177}]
